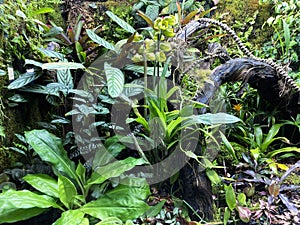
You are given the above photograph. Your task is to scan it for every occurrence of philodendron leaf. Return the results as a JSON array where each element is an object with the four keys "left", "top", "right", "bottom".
[
  {"left": 0, "top": 207, "right": 46, "bottom": 223},
  {"left": 24, "top": 129, "right": 77, "bottom": 181},
  {"left": 81, "top": 178, "right": 150, "bottom": 222},
  {"left": 86, "top": 29, "right": 116, "bottom": 51},
  {"left": 104, "top": 62, "right": 124, "bottom": 98},
  {"left": 23, "top": 174, "right": 59, "bottom": 198},
  {"left": 7, "top": 71, "right": 41, "bottom": 89},
  {"left": 225, "top": 184, "right": 236, "bottom": 211},
  {"left": 94, "top": 217, "right": 123, "bottom": 225},
  {"left": 0, "top": 190, "right": 59, "bottom": 212},
  {"left": 58, "top": 175, "right": 78, "bottom": 209},
  {"left": 53, "top": 210, "right": 85, "bottom": 225},
  {"left": 87, "top": 157, "right": 146, "bottom": 186}
]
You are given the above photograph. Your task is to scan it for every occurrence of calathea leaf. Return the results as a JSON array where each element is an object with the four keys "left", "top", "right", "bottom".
[
  {"left": 86, "top": 29, "right": 116, "bottom": 51},
  {"left": 42, "top": 62, "right": 85, "bottom": 70},
  {"left": 57, "top": 68, "right": 74, "bottom": 89},
  {"left": 7, "top": 71, "right": 41, "bottom": 90},
  {"left": 106, "top": 11, "right": 136, "bottom": 34},
  {"left": 104, "top": 62, "right": 124, "bottom": 98}
]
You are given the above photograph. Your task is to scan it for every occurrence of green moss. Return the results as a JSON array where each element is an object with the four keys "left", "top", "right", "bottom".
[{"left": 213, "top": 0, "right": 274, "bottom": 49}]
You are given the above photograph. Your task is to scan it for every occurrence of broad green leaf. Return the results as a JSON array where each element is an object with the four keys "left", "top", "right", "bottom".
[
  {"left": 261, "top": 124, "right": 283, "bottom": 152},
  {"left": 0, "top": 190, "right": 58, "bottom": 209},
  {"left": 144, "top": 200, "right": 166, "bottom": 217},
  {"left": 33, "top": 7, "right": 55, "bottom": 15},
  {"left": 95, "top": 217, "right": 122, "bottom": 225},
  {"left": 282, "top": 19, "right": 290, "bottom": 55},
  {"left": 106, "top": 11, "right": 135, "bottom": 34},
  {"left": 220, "top": 132, "right": 237, "bottom": 161},
  {"left": 7, "top": 72, "right": 41, "bottom": 89},
  {"left": 58, "top": 175, "right": 77, "bottom": 209},
  {"left": 23, "top": 174, "right": 59, "bottom": 198},
  {"left": 0, "top": 207, "right": 46, "bottom": 223},
  {"left": 124, "top": 65, "right": 171, "bottom": 77},
  {"left": 87, "top": 157, "right": 146, "bottom": 186},
  {"left": 81, "top": 178, "right": 150, "bottom": 222},
  {"left": 86, "top": 29, "right": 116, "bottom": 51},
  {"left": 24, "top": 129, "right": 77, "bottom": 181},
  {"left": 237, "top": 193, "right": 247, "bottom": 206},
  {"left": 254, "top": 126, "right": 263, "bottom": 147},
  {"left": 53, "top": 209, "right": 85, "bottom": 225},
  {"left": 223, "top": 207, "right": 231, "bottom": 225},
  {"left": 225, "top": 184, "right": 236, "bottom": 211},
  {"left": 42, "top": 62, "right": 85, "bottom": 70},
  {"left": 184, "top": 113, "right": 241, "bottom": 125},
  {"left": 104, "top": 62, "right": 124, "bottom": 98},
  {"left": 206, "top": 169, "right": 221, "bottom": 185},
  {"left": 38, "top": 48, "right": 65, "bottom": 60},
  {"left": 76, "top": 162, "right": 86, "bottom": 184}
]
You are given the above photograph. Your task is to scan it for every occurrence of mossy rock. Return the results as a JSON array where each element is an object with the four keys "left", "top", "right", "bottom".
[{"left": 213, "top": 0, "right": 274, "bottom": 49}]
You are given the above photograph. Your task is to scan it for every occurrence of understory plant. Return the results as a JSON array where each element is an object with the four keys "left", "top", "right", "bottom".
[{"left": 0, "top": 129, "right": 150, "bottom": 224}]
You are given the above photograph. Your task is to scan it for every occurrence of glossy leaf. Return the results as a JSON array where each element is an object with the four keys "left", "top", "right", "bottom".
[
  {"left": 86, "top": 29, "right": 116, "bottom": 51},
  {"left": 87, "top": 157, "right": 146, "bottom": 186},
  {"left": 24, "top": 129, "right": 77, "bottom": 181},
  {"left": 23, "top": 174, "right": 59, "bottom": 198},
  {"left": 104, "top": 62, "right": 124, "bottom": 98},
  {"left": 225, "top": 184, "right": 236, "bottom": 211},
  {"left": 237, "top": 193, "right": 247, "bottom": 206},
  {"left": 58, "top": 175, "right": 77, "bottom": 209},
  {"left": 81, "top": 178, "right": 150, "bottom": 222},
  {"left": 0, "top": 207, "right": 46, "bottom": 223},
  {"left": 223, "top": 207, "right": 231, "bottom": 225},
  {"left": 106, "top": 11, "right": 135, "bottom": 34},
  {"left": 260, "top": 124, "right": 283, "bottom": 152},
  {"left": 76, "top": 162, "right": 86, "bottom": 184},
  {"left": 33, "top": 7, "right": 55, "bottom": 15},
  {"left": 0, "top": 190, "right": 58, "bottom": 209},
  {"left": 184, "top": 113, "right": 241, "bottom": 125},
  {"left": 95, "top": 217, "right": 123, "bottom": 225},
  {"left": 42, "top": 62, "right": 85, "bottom": 70},
  {"left": 206, "top": 169, "right": 221, "bottom": 185},
  {"left": 53, "top": 209, "right": 85, "bottom": 225},
  {"left": 7, "top": 72, "right": 41, "bottom": 89}
]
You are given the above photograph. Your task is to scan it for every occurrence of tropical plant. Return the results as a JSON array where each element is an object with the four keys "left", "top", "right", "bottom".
[{"left": 0, "top": 129, "right": 150, "bottom": 224}]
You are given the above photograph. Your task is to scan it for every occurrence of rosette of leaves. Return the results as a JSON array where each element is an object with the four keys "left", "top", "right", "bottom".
[{"left": 0, "top": 129, "right": 151, "bottom": 224}]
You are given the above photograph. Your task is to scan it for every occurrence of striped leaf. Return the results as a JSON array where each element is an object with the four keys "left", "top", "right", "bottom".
[
  {"left": 104, "top": 62, "right": 124, "bottom": 98},
  {"left": 106, "top": 11, "right": 136, "bottom": 34},
  {"left": 86, "top": 29, "right": 116, "bottom": 51}
]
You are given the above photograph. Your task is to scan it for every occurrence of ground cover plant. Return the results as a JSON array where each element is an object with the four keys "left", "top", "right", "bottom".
[{"left": 0, "top": 0, "right": 299, "bottom": 225}]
